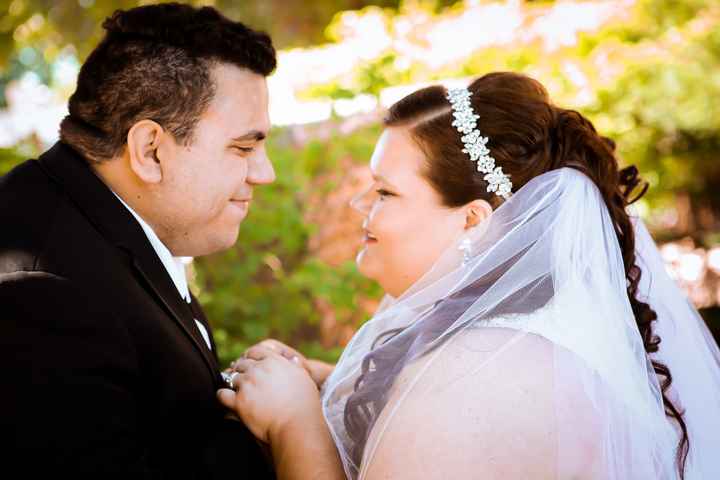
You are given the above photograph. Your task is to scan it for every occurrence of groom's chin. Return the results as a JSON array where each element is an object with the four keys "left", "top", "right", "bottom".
[
  {"left": 206, "top": 206, "right": 249, "bottom": 252},
  {"left": 214, "top": 226, "right": 242, "bottom": 253},
  {"left": 191, "top": 225, "right": 242, "bottom": 257}
]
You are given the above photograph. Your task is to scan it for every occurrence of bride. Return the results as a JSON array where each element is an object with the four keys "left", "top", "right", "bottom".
[{"left": 217, "top": 72, "right": 720, "bottom": 479}]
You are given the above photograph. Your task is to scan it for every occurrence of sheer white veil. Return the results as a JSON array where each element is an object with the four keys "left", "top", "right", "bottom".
[{"left": 321, "top": 167, "right": 720, "bottom": 479}]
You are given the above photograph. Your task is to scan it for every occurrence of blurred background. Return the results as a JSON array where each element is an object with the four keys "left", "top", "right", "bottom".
[{"left": 1, "top": 0, "right": 718, "bottom": 365}]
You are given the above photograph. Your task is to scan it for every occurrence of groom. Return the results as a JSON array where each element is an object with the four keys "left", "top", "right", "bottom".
[{"left": 0, "top": 3, "right": 278, "bottom": 478}]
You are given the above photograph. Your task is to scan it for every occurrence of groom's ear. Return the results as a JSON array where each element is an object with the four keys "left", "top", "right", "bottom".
[
  {"left": 464, "top": 199, "right": 493, "bottom": 229},
  {"left": 126, "top": 120, "right": 165, "bottom": 184}
]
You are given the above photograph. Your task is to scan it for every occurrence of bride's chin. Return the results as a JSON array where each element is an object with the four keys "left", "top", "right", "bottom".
[
  {"left": 355, "top": 248, "right": 374, "bottom": 279},
  {"left": 355, "top": 247, "right": 366, "bottom": 266}
]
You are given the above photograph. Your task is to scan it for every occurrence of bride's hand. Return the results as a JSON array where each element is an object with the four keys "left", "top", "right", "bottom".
[
  {"left": 304, "top": 358, "right": 335, "bottom": 388},
  {"left": 232, "top": 338, "right": 304, "bottom": 365},
  {"left": 217, "top": 345, "right": 323, "bottom": 444},
  {"left": 232, "top": 339, "right": 335, "bottom": 388}
]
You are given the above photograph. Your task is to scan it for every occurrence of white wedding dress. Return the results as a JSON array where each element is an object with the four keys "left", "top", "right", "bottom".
[{"left": 321, "top": 167, "right": 720, "bottom": 479}]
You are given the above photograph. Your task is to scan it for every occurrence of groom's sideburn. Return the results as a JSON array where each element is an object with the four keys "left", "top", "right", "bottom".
[{"left": 0, "top": 142, "right": 276, "bottom": 479}]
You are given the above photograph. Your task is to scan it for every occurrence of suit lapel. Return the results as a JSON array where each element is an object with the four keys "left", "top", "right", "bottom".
[
  {"left": 37, "top": 142, "right": 221, "bottom": 382},
  {"left": 131, "top": 254, "right": 220, "bottom": 377},
  {"left": 190, "top": 293, "right": 220, "bottom": 361}
]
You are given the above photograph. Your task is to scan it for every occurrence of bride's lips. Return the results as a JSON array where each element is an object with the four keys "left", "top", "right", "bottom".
[
  {"left": 362, "top": 229, "right": 378, "bottom": 244},
  {"left": 361, "top": 220, "right": 378, "bottom": 244}
]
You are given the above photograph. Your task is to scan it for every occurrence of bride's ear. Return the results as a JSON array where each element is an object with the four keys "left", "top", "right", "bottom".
[
  {"left": 126, "top": 120, "right": 166, "bottom": 184},
  {"left": 464, "top": 199, "right": 493, "bottom": 229}
]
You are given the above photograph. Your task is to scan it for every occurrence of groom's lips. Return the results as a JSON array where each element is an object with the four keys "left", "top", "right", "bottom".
[{"left": 229, "top": 197, "right": 252, "bottom": 216}]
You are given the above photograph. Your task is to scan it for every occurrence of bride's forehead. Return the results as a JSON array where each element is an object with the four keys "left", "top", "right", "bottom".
[{"left": 371, "top": 128, "right": 426, "bottom": 179}]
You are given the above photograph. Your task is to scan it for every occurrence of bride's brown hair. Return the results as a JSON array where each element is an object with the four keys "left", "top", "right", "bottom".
[{"left": 343, "top": 72, "right": 688, "bottom": 478}]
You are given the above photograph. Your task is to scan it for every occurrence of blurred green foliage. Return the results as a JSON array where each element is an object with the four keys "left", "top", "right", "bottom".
[
  {"left": 588, "top": 6, "right": 720, "bottom": 241},
  {"left": 0, "top": 0, "right": 418, "bottom": 105},
  {"left": 0, "top": 145, "right": 25, "bottom": 174},
  {"left": 0, "top": 136, "right": 39, "bottom": 174}
]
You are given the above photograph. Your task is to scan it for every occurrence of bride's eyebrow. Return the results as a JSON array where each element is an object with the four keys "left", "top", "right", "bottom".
[{"left": 372, "top": 173, "right": 398, "bottom": 190}]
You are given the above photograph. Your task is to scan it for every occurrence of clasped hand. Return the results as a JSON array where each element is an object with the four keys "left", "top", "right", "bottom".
[{"left": 217, "top": 340, "right": 331, "bottom": 445}]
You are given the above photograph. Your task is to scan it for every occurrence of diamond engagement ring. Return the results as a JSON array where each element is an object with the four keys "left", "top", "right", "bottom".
[{"left": 221, "top": 371, "right": 241, "bottom": 390}]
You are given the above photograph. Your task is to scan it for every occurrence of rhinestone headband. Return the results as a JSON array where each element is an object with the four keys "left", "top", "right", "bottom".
[{"left": 446, "top": 87, "right": 512, "bottom": 199}]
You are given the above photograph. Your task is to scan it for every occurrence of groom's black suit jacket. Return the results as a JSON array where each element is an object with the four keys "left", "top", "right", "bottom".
[{"left": 0, "top": 142, "right": 274, "bottom": 478}]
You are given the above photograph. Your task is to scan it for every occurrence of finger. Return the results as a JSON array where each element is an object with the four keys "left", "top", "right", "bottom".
[
  {"left": 231, "top": 358, "right": 255, "bottom": 374},
  {"left": 230, "top": 371, "right": 247, "bottom": 391},
  {"left": 259, "top": 339, "right": 304, "bottom": 362},
  {"left": 217, "top": 388, "right": 236, "bottom": 409},
  {"left": 280, "top": 345, "right": 304, "bottom": 362},
  {"left": 258, "top": 339, "right": 283, "bottom": 352},
  {"left": 244, "top": 345, "right": 276, "bottom": 361},
  {"left": 282, "top": 350, "right": 303, "bottom": 363},
  {"left": 220, "top": 370, "right": 245, "bottom": 391}
]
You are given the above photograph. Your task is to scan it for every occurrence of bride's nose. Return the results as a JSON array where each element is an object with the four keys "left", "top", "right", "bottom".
[{"left": 349, "top": 185, "right": 374, "bottom": 215}]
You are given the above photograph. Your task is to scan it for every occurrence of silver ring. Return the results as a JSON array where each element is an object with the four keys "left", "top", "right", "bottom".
[
  {"left": 229, "top": 371, "right": 240, "bottom": 390},
  {"left": 222, "top": 371, "right": 241, "bottom": 390}
]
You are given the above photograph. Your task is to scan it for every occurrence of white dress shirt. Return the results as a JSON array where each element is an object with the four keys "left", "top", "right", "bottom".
[{"left": 112, "top": 192, "right": 212, "bottom": 350}]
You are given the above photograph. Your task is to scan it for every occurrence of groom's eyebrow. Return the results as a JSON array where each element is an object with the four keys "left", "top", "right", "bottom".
[{"left": 231, "top": 130, "right": 267, "bottom": 142}]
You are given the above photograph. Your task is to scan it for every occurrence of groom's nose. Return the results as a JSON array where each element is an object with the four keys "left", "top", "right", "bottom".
[{"left": 247, "top": 149, "right": 276, "bottom": 186}]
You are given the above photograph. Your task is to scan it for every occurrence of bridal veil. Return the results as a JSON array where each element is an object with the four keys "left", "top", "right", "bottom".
[{"left": 321, "top": 167, "right": 720, "bottom": 479}]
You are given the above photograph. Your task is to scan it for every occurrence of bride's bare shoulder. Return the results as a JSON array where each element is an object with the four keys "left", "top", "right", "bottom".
[
  {"left": 362, "top": 327, "right": 599, "bottom": 479},
  {"left": 435, "top": 325, "right": 555, "bottom": 379},
  {"left": 361, "top": 328, "right": 553, "bottom": 478}
]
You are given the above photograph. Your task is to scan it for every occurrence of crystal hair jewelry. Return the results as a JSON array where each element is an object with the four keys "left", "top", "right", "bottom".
[{"left": 446, "top": 87, "right": 512, "bottom": 199}]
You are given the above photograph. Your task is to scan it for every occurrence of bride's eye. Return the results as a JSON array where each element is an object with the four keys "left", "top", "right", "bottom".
[
  {"left": 376, "top": 189, "right": 395, "bottom": 199},
  {"left": 233, "top": 146, "right": 254, "bottom": 154}
]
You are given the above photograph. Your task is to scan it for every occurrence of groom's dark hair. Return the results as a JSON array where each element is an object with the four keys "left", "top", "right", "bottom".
[{"left": 59, "top": 2, "right": 276, "bottom": 163}]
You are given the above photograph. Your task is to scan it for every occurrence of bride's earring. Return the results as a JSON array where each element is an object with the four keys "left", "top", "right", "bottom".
[{"left": 459, "top": 237, "right": 472, "bottom": 267}]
